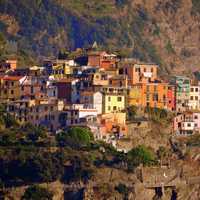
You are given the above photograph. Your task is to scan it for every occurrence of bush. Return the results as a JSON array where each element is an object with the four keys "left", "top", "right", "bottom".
[
  {"left": 22, "top": 185, "right": 53, "bottom": 200},
  {"left": 127, "top": 145, "right": 157, "bottom": 169},
  {"left": 56, "top": 127, "right": 93, "bottom": 148},
  {"left": 115, "top": 183, "right": 129, "bottom": 199}
]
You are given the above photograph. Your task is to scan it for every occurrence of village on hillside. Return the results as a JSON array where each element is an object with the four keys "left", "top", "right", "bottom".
[{"left": 0, "top": 46, "right": 200, "bottom": 151}]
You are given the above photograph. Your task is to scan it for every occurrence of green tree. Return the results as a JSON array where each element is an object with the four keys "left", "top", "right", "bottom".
[
  {"left": 22, "top": 185, "right": 53, "bottom": 200},
  {"left": 56, "top": 127, "right": 93, "bottom": 148},
  {"left": 127, "top": 145, "right": 157, "bottom": 169},
  {"left": 23, "top": 123, "right": 47, "bottom": 143}
]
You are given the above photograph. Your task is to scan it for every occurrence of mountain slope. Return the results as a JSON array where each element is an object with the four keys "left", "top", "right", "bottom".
[{"left": 0, "top": 0, "right": 200, "bottom": 74}]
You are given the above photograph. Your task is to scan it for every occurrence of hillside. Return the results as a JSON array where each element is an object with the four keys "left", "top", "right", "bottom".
[{"left": 1, "top": 0, "right": 200, "bottom": 73}]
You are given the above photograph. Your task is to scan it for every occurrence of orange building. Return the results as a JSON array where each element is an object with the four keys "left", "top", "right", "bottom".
[
  {"left": 123, "top": 63, "right": 158, "bottom": 85},
  {"left": 128, "top": 82, "right": 169, "bottom": 109},
  {"left": 144, "top": 82, "right": 168, "bottom": 109},
  {"left": 6, "top": 60, "right": 17, "bottom": 70}
]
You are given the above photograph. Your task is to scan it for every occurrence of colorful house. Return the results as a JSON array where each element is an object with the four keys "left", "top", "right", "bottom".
[
  {"left": 171, "top": 76, "right": 190, "bottom": 112},
  {"left": 128, "top": 84, "right": 145, "bottom": 107},
  {"left": 56, "top": 78, "right": 79, "bottom": 104},
  {"left": 80, "top": 91, "right": 103, "bottom": 114},
  {"left": 87, "top": 51, "right": 118, "bottom": 69},
  {"left": 167, "top": 85, "right": 176, "bottom": 111},
  {"left": 0, "top": 75, "right": 27, "bottom": 101},
  {"left": 145, "top": 82, "right": 168, "bottom": 109},
  {"left": 189, "top": 85, "right": 200, "bottom": 110},
  {"left": 123, "top": 63, "right": 158, "bottom": 85},
  {"left": 102, "top": 92, "right": 125, "bottom": 114},
  {"left": 173, "top": 112, "right": 200, "bottom": 135}
]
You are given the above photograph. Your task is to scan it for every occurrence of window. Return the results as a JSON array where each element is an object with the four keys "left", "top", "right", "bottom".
[
  {"left": 117, "top": 97, "right": 122, "bottom": 102},
  {"left": 144, "top": 68, "right": 146, "bottom": 72},
  {"left": 187, "top": 123, "right": 191, "bottom": 127},
  {"left": 135, "top": 68, "right": 140, "bottom": 72},
  {"left": 194, "top": 115, "right": 198, "bottom": 119},
  {"left": 108, "top": 106, "right": 111, "bottom": 111},
  {"left": 195, "top": 123, "right": 198, "bottom": 127},
  {"left": 191, "top": 96, "right": 193, "bottom": 100},
  {"left": 108, "top": 96, "right": 111, "bottom": 101},
  {"left": 11, "top": 90, "right": 14, "bottom": 95},
  {"left": 196, "top": 88, "right": 199, "bottom": 92},
  {"left": 151, "top": 68, "right": 154, "bottom": 73},
  {"left": 31, "top": 86, "right": 34, "bottom": 94},
  {"left": 195, "top": 96, "right": 198, "bottom": 100},
  {"left": 113, "top": 106, "right": 117, "bottom": 110},
  {"left": 191, "top": 88, "right": 194, "bottom": 92}
]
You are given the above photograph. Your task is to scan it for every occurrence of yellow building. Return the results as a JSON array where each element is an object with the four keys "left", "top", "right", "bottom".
[
  {"left": 51, "top": 59, "right": 74, "bottom": 78},
  {"left": 128, "top": 84, "right": 145, "bottom": 107},
  {"left": 103, "top": 93, "right": 125, "bottom": 114}
]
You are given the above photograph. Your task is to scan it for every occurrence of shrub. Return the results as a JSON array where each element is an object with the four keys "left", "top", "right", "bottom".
[
  {"left": 22, "top": 185, "right": 53, "bottom": 200},
  {"left": 56, "top": 127, "right": 93, "bottom": 148},
  {"left": 127, "top": 145, "right": 157, "bottom": 169}
]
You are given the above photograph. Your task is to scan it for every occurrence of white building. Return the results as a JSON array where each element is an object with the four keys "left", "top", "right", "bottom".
[{"left": 189, "top": 85, "right": 200, "bottom": 110}]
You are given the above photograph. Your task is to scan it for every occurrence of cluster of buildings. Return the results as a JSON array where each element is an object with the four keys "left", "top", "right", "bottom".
[{"left": 1, "top": 49, "right": 200, "bottom": 142}]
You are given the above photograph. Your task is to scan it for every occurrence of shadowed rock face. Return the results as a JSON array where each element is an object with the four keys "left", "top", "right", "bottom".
[{"left": 0, "top": 0, "right": 200, "bottom": 74}]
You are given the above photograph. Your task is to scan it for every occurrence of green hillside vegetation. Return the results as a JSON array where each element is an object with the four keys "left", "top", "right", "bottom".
[
  {"left": 0, "top": 0, "right": 163, "bottom": 69},
  {"left": 0, "top": 104, "right": 158, "bottom": 194}
]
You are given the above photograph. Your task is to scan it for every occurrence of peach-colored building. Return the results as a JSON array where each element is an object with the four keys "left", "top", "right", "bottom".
[{"left": 124, "top": 63, "right": 158, "bottom": 85}]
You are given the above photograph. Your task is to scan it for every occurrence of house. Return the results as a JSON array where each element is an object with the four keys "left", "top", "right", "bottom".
[
  {"left": 87, "top": 51, "right": 118, "bottom": 69},
  {"left": 44, "top": 59, "right": 75, "bottom": 77},
  {"left": 122, "top": 63, "right": 158, "bottom": 85},
  {"left": 92, "top": 71, "right": 109, "bottom": 86},
  {"left": 58, "top": 104, "right": 98, "bottom": 128},
  {"left": 6, "top": 60, "right": 17, "bottom": 70},
  {"left": 6, "top": 99, "right": 64, "bottom": 131},
  {"left": 80, "top": 91, "right": 103, "bottom": 114},
  {"left": 102, "top": 91, "right": 125, "bottom": 114},
  {"left": 171, "top": 76, "right": 190, "bottom": 112},
  {"left": 0, "top": 60, "right": 17, "bottom": 73},
  {"left": 167, "top": 85, "right": 176, "bottom": 111},
  {"left": 173, "top": 112, "right": 200, "bottom": 135},
  {"left": 98, "top": 112, "right": 127, "bottom": 139},
  {"left": 0, "top": 75, "right": 27, "bottom": 102},
  {"left": 145, "top": 82, "right": 168, "bottom": 109},
  {"left": 128, "top": 82, "right": 168, "bottom": 110},
  {"left": 109, "top": 75, "right": 128, "bottom": 87},
  {"left": 128, "top": 84, "right": 145, "bottom": 108},
  {"left": 56, "top": 78, "right": 80, "bottom": 104},
  {"left": 189, "top": 84, "right": 200, "bottom": 110}
]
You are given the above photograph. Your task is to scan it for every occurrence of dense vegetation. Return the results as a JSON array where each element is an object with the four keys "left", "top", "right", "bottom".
[
  {"left": 0, "top": 0, "right": 163, "bottom": 68},
  {"left": 0, "top": 104, "right": 158, "bottom": 197},
  {"left": 22, "top": 185, "right": 53, "bottom": 200}
]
